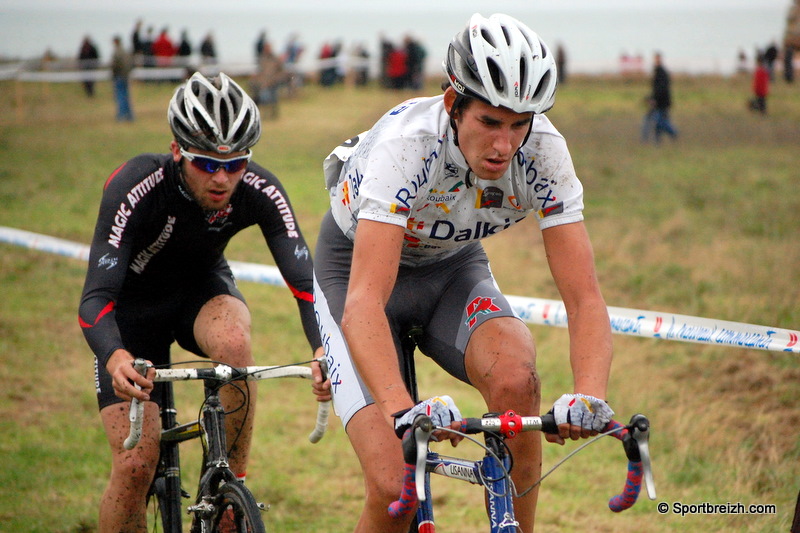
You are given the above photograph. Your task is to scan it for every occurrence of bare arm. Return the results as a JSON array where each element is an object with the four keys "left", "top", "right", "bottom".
[
  {"left": 340, "top": 219, "right": 412, "bottom": 427},
  {"left": 542, "top": 221, "right": 612, "bottom": 400}
]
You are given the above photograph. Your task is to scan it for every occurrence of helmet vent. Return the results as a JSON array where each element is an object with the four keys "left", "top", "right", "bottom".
[
  {"left": 480, "top": 28, "right": 496, "bottom": 48},
  {"left": 501, "top": 26, "right": 512, "bottom": 46},
  {"left": 487, "top": 59, "right": 504, "bottom": 92},
  {"left": 219, "top": 103, "right": 231, "bottom": 136},
  {"left": 534, "top": 71, "right": 550, "bottom": 98}
]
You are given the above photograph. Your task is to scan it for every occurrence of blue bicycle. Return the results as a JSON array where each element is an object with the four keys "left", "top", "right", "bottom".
[{"left": 389, "top": 410, "right": 656, "bottom": 532}]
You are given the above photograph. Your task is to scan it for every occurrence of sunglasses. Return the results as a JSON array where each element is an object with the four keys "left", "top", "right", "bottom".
[{"left": 180, "top": 148, "right": 252, "bottom": 174}]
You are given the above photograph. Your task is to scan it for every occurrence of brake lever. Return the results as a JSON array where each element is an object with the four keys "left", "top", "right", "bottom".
[
  {"left": 628, "top": 414, "right": 656, "bottom": 500},
  {"left": 123, "top": 358, "right": 148, "bottom": 450},
  {"left": 414, "top": 417, "right": 434, "bottom": 501}
]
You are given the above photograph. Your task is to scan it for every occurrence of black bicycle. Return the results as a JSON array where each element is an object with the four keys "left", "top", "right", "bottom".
[{"left": 125, "top": 358, "right": 330, "bottom": 533}]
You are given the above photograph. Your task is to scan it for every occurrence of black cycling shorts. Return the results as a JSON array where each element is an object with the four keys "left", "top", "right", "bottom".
[
  {"left": 314, "top": 211, "right": 521, "bottom": 426},
  {"left": 94, "top": 267, "right": 245, "bottom": 410}
]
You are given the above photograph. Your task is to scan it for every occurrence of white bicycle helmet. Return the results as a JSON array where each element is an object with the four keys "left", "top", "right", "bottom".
[
  {"left": 168, "top": 71, "right": 261, "bottom": 154},
  {"left": 444, "top": 13, "right": 558, "bottom": 114}
]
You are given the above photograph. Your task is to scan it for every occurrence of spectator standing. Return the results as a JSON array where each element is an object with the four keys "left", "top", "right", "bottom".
[
  {"left": 379, "top": 34, "right": 394, "bottom": 87},
  {"left": 763, "top": 41, "right": 779, "bottom": 81},
  {"left": 352, "top": 42, "right": 370, "bottom": 87},
  {"left": 282, "top": 33, "right": 305, "bottom": 96},
  {"left": 405, "top": 36, "right": 427, "bottom": 90},
  {"left": 283, "top": 33, "right": 304, "bottom": 65},
  {"left": 251, "top": 42, "right": 286, "bottom": 119},
  {"left": 152, "top": 27, "right": 177, "bottom": 67},
  {"left": 650, "top": 52, "right": 678, "bottom": 143},
  {"left": 177, "top": 30, "right": 192, "bottom": 63},
  {"left": 111, "top": 35, "right": 134, "bottom": 122},
  {"left": 142, "top": 26, "right": 156, "bottom": 67},
  {"left": 385, "top": 43, "right": 408, "bottom": 90},
  {"left": 556, "top": 42, "right": 567, "bottom": 84},
  {"left": 318, "top": 41, "right": 337, "bottom": 87},
  {"left": 200, "top": 33, "right": 217, "bottom": 64},
  {"left": 131, "top": 19, "right": 146, "bottom": 65},
  {"left": 748, "top": 54, "right": 770, "bottom": 114},
  {"left": 78, "top": 35, "right": 100, "bottom": 97},
  {"left": 255, "top": 30, "right": 267, "bottom": 59},
  {"left": 736, "top": 48, "right": 749, "bottom": 75}
]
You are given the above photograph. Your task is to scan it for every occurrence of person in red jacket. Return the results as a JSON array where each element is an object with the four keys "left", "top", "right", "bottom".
[
  {"left": 151, "top": 27, "right": 177, "bottom": 67},
  {"left": 749, "top": 53, "right": 770, "bottom": 114}
]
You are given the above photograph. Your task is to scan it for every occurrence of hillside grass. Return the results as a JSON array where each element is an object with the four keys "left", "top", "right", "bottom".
[{"left": 0, "top": 73, "right": 798, "bottom": 532}]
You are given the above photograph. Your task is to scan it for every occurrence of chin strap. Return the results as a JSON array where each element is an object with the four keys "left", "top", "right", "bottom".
[
  {"left": 448, "top": 93, "right": 465, "bottom": 147},
  {"left": 521, "top": 117, "right": 534, "bottom": 147}
]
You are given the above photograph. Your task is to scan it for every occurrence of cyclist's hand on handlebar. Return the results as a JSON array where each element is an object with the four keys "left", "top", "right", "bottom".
[
  {"left": 546, "top": 393, "right": 614, "bottom": 445},
  {"left": 393, "top": 395, "right": 463, "bottom": 443},
  {"left": 107, "top": 350, "right": 154, "bottom": 402},
  {"left": 310, "top": 349, "right": 332, "bottom": 403}
]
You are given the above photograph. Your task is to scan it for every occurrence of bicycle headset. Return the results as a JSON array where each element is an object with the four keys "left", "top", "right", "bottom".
[
  {"left": 442, "top": 13, "right": 558, "bottom": 150},
  {"left": 168, "top": 71, "right": 262, "bottom": 154}
]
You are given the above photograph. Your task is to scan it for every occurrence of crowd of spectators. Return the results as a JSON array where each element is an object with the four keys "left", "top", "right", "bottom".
[
  {"left": 128, "top": 20, "right": 217, "bottom": 69},
  {"left": 58, "top": 19, "right": 800, "bottom": 130},
  {"left": 379, "top": 34, "right": 426, "bottom": 90}
]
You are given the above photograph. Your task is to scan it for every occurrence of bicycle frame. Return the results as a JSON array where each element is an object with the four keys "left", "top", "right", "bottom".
[
  {"left": 150, "top": 381, "right": 186, "bottom": 533},
  {"left": 397, "top": 337, "right": 519, "bottom": 532},
  {"left": 394, "top": 335, "right": 654, "bottom": 532},
  {"left": 418, "top": 432, "right": 520, "bottom": 532},
  {"left": 142, "top": 369, "right": 258, "bottom": 532},
  {"left": 188, "top": 374, "right": 253, "bottom": 526},
  {"left": 126, "top": 359, "right": 329, "bottom": 532},
  {"left": 393, "top": 412, "right": 655, "bottom": 533}
]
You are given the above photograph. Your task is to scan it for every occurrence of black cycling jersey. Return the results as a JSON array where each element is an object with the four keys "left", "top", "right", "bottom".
[{"left": 79, "top": 153, "right": 320, "bottom": 369}]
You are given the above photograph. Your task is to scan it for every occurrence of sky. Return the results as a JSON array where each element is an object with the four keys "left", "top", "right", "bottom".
[{"left": 2, "top": 0, "right": 794, "bottom": 10}]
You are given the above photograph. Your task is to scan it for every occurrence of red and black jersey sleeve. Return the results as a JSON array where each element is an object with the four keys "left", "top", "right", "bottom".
[
  {"left": 78, "top": 154, "right": 170, "bottom": 368},
  {"left": 238, "top": 162, "right": 320, "bottom": 351}
]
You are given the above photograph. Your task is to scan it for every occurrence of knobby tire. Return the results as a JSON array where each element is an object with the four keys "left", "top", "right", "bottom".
[{"left": 193, "top": 481, "right": 266, "bottom": 533}]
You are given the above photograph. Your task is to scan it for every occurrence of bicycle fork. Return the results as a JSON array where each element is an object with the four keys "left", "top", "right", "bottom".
[
  {"left": 413, "top": 468, "right": 435, "bottom": 532},
  {"left": 188, "top": 384, "right": 233, "bottom": 520},
  {"left": 482, "top": 433, "right": 519, "bottom": 533},
  {"left": 153, "top": 383, "right": 187, "bottom": 533},
  {"left": 412, "top": 431, "right": 519, "bottom": 533}
]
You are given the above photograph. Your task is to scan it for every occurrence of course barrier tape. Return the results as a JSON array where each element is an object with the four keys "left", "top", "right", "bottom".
[{"left": 2, "top": 225, "right": 798, "bottom": 354}]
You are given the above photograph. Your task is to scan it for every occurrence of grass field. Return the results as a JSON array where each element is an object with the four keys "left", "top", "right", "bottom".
[{"left": 0, "top": 72, "right": 798, "bottom": 532}]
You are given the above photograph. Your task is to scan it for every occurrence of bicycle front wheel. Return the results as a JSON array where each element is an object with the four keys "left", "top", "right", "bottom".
[{"left": 194, "top": 481, "right": 267, "bottom": 533}]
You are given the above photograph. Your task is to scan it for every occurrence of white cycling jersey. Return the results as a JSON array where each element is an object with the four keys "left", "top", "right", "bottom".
[{"left": 323, "top": 94, "right": 584, "bottom": 266}]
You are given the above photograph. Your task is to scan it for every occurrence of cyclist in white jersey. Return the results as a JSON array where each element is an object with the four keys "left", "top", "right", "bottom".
[{"left": 313, "top": 13, "right": 614, "bottom": 532}]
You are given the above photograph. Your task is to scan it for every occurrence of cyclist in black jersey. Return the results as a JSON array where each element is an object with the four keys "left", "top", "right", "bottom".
[{"left": 78, "top": 72, "right": 323, "bottom": 533}]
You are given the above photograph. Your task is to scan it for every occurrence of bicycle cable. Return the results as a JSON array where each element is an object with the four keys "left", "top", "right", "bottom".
[
  {"left": 434, "top": 423, "right": 627, "bottom": 499},
  {"left": 433, "top": 427, "right": 517, "bottom": 499},
  {"left": 517, "top": 424, "right": 626, "bottom": 497},
  {"left": 200, "top": 358, "right": 320, "bottom": 457}
]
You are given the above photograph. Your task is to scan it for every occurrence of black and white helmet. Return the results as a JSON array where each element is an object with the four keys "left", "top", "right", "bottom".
[
  {"left": 168, "top": 72, "right": 261, "bottom": 154},
  {"left": 444, "top": 13, "right": 558, "bottom": 114}
]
